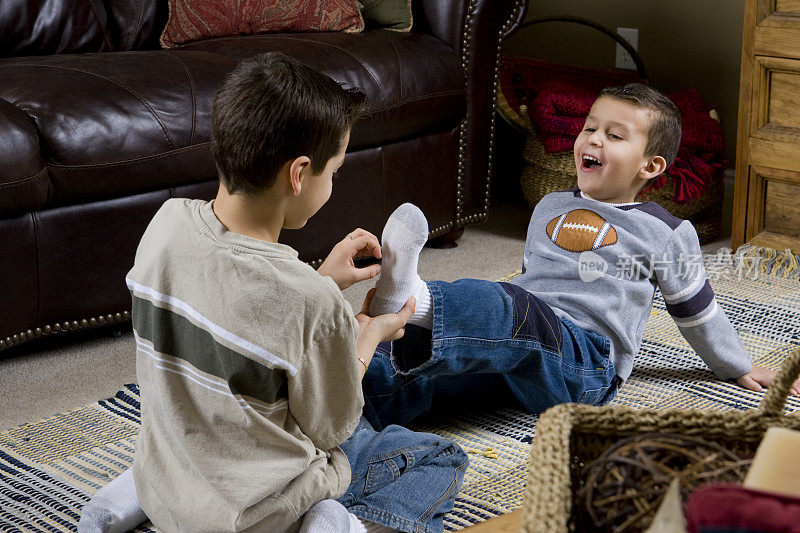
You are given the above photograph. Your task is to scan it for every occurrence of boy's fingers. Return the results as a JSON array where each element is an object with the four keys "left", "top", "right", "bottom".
[
  {"left": 742, "top": 375, "right": 762, "bottom": 392},
  {"left": 360, "top": 288, "right": 376, "bottom": 314},
  {"left": 352, "top": 264, "right": 381, "bottom": 282},
  {"left": 349, "top": 228, "right": 379, "bottom": 244},
  {"left": 395, "top": 297, "right": 416, "bottom": 323},
  {"left": 351, "top": 234, "right": 381, "bottom": 259}
]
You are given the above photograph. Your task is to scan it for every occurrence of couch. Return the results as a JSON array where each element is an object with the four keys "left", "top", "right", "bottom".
[{"left": 0, "top": 0, "right": 527, "bottom": 354}]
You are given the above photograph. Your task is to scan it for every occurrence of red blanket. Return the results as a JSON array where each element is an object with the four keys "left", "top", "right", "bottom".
[
  {"left": 527, "top": 84, "right": 725, "bottom": 203},
  {"left": 686, "top": 484, "right": 800, "bottom": 533}
]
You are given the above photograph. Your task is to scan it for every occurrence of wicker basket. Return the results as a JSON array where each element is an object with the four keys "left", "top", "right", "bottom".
[
  {"left": 519, "top": 106, "right": 724, "bottom": 244},
  {"left": 522, "top": 347, "right": 800, "bottom": 532},
  {"left": 498, "top": 16, "right": 648, "bottom": 134}
]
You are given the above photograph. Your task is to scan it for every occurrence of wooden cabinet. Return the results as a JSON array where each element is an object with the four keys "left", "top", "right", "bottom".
[{"left": 733, "top": 0, "right": 800, "bottom": 252}]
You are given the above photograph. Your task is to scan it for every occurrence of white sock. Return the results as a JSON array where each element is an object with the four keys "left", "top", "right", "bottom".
[
  {"left": 349, "top": 513, "right": 368, "bottom": 533},
  {"left": 77, "top": 467, "right": 147, "bottom": 533},
  {"left": 369, "top": 203, "right": 433, "bottom": 329},
  {"left": 300, "top": 499, "right": 366, "bottom": 533}
]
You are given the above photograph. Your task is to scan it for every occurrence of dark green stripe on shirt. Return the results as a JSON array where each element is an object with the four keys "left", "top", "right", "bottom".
[{"left": 132, "top": 295, "right": 287, "bottom": 406}]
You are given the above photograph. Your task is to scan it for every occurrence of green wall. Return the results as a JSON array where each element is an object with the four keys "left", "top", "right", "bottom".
[{"left": 503, "top": 0, "right": 746, "bottom": 162}]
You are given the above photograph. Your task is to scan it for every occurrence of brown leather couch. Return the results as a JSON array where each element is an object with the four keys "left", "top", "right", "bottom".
[{"left": 0, "top": 0, "right": 527, "bottom": 354}]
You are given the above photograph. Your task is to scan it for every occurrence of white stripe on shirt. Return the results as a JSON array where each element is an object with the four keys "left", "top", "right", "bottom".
[
  {"left": 127, "top": 277, "right": 298, "bottom": 376},
  {"left": 672, "top": 301, "right": 719, "bottom": 328},
  {"left": 136, "top": 342, "right": 288, "bottom": 417},
  {"left": 661, "top": 274, "right": 706, "bottom": 304}
]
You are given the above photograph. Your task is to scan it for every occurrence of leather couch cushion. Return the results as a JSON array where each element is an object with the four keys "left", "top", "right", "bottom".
[
  {"left": 0, "top": 0, "right": 169, "bottom": 56},
  {"left": 179, "top": 30, "right": 466, "bottom": 149},
  {"left": 105, "top": 0, "right": 169, "bottom": 51},
  {"left": 0, "top": 50, "right": 238, "bottom": 205},
  {"left": 0, "top": 0, "right": 114, "bottom": 57},
  {"left": 0, "top": 31, "right": 464, "bottom": 208},
  {"left": 0, "top": 99, "right": 51, "bottom": 215}
]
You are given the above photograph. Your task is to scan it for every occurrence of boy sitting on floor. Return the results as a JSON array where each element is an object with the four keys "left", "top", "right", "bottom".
[
  {"left": 79, "top": 52, "right": 468, "bottom": 533},
  {"left": 359, "top": 83, "right": 799, "bottom": 431}
]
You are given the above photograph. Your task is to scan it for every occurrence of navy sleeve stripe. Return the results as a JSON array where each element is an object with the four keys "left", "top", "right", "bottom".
[
  {"left": 665, "top": 280, "right": 714, "bottom": 318},
  {"left": 617, "top": 202, "right": 683, "bottom": 230}
]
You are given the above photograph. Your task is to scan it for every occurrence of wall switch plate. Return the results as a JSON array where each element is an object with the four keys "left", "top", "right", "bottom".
[{"left": 615, "top": 27, "right": 639, "bottom": 70}]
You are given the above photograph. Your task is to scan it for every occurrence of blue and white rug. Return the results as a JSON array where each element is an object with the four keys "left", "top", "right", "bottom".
[{"left": 2, "top": 245, "right": 798, "bottom": 531}]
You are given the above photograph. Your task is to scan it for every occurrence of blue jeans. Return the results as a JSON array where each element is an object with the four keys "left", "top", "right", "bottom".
[
  {"left": 338, "top": 279, "right": 617, "bottom": 532},
  {"left": 338, "top": 417, "right": 468, "bottom": 533},
  {"left": 362, "top": 279, "right": 619, "bottom": 430}
]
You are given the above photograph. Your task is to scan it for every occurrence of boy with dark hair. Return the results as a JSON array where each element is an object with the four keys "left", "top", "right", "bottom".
[
  {"left": 79, "top": 52, "right": 467, "bottom": 533},
  {"left": 591, "top": 83, "right": 682, "bottom": 197},
  {"left": 361, "top": 83, "right": 799, "bottom": 431}
]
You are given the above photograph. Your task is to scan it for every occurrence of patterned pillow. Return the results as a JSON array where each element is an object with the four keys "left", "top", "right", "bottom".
[
  {"left": 160, "top": 0, "right": 365, "bottom": 48},
  {"left": 359, "top": 0, "right": 412, "bottom": 32}
]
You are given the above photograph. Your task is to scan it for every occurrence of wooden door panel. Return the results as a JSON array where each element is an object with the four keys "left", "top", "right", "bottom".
[
  {"left": 776, "top": 0, "right": 800, "bottom": 14},
  {"left": 752, "top": 56, "right": 800, "bottom": 137},
  {"left": 746, "top": 166, "right": 800, "bottom": 249},
  {"left": 734, "top": 0, "right": 800, "bottom": 252}
]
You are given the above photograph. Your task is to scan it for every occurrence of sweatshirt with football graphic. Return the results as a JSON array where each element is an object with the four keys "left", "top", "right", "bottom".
[{"left": 510, "top": 188, "right": 752, "bottom": 382}]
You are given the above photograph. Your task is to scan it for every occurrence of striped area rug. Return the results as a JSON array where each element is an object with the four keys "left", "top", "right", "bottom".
[{"left": 2, "top": 246, "right": 799, "bottom": 532}]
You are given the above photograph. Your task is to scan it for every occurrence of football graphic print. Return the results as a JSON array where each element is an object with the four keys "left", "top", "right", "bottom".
[{"left": 546, "top": 209, "right": 618, "bottom": 252}]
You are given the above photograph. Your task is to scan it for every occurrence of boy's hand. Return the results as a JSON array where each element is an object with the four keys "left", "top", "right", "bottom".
[
  {"left": 355, "top": 288, "right": 415, "bottom": 343},
  {"left": 736, "top": 364, "right": 800, "bottom": 395},
  {"left": 318, "top": 228, "right": 382, "bottom": 290}
]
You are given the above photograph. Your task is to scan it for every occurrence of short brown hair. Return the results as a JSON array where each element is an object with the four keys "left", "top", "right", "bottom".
[
  {"left": 599, "top": 83, "right": 681, "bottom": 176},
  {"left": 211, "top": 52, "right": 368, "bottom": 194}
]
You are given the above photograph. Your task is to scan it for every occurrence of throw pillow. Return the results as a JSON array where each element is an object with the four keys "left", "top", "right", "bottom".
[
  {"left": 160, "top": 0, "right": 365, "bottom": 48},
  {"left": 359, "top": 0, "right": 412, "bottom": 32}
]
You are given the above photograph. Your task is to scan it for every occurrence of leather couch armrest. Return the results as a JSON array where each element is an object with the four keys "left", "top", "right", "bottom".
[
  {"left": 414, "top": 0, "right": 528, "bottom": 234},
  {"left": 413, "top": 0, "right": 528, "bottom": 55},
  {"left": 0, "top": 98, "right": 51, "bottom": 216}
]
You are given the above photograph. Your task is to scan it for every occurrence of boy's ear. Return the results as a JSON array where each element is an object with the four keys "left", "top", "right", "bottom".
[
  {"left": 638, "top": 155, "right": 667, "bottom": 181},
  {"left": 288, "top": 156, "right": 312, "bottom": 196}
]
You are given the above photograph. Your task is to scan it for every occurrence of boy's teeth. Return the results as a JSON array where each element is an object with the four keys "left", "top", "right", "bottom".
[{"left": 583, "top": 155, "right": 600, "bottom": 163}]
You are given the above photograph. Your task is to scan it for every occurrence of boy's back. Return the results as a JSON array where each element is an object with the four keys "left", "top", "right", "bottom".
[{"left": 126, "top": 198, "right": 363, "bottom": 532}]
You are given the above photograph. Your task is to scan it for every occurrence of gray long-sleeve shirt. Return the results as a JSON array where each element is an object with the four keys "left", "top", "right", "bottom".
[{"left": 510, "top": 188, "right": 752, "bottom": 381}]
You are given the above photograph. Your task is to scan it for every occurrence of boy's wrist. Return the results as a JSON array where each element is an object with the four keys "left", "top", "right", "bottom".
[
  {"left": 355, "top": 331, "right": 380, "bottom": 357},
  {"left": 354, "top": 335, "right": 377, "bottom": 378}
]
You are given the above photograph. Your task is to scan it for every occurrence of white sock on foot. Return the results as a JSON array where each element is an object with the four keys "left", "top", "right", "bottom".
[
  {"left": 369, "top": 203, "right": 433, "bottom": 329},
  {"left": 300, "top": 499, "right": 366, "bottom": 533},
  {"left": 407, "top": 283, "right": 432, "bottom": 329},
  {"left": 77, "top": 467, "right": 147, "bottom": 533}
]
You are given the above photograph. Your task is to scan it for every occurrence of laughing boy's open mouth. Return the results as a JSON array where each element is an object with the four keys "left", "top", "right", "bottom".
[{"left": 581, "top": 155, "right": 603, "bottom": 170}]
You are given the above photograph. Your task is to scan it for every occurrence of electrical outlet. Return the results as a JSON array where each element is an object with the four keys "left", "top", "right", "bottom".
[{"left": 615, "top": 28, "right": 638, "bottom": 70}]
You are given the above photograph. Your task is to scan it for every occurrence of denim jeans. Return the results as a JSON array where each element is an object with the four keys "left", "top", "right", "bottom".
[
  {"left": 337, "top": 417, "right": 468, "bottom": 533},
  {"left": 362, "top": 279, "right": 619, "bottom": 430},
  {"left": 338, "top": 279, "right": 617, "bottom": 532}
]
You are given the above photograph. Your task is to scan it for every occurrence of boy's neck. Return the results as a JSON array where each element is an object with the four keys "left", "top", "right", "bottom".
[
  {"left": 212, "top": 184, "right": 285, "bottom": 243},
  {"left": 580, "top": 190, "right": 641, "bottom": 206}
]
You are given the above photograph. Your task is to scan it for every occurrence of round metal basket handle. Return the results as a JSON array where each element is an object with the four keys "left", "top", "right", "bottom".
[
  {"left": 513, "top": 16, "right": 649, "bottom": 83},
  {"left": 759, "top": 347, "right": 800, "bottom": 416}
]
